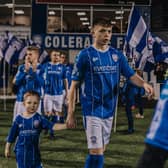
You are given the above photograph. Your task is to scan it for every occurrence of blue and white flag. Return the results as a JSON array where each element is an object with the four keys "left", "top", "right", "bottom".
[
  {"left": 0, "top": 36, "right": 5, "bottom": 61},
  {"left": 18, "top": 37, "right": 34, "bottom": 60},
  {"left": 39, "top": 49, "right": 48, "bottom": 64},
  {"left": 34, "top": 43, "right": 49, "bottom": 64},
  {"left": 4, "top": 35, "right": 23, "bottom": 64},
  {"left": 125, "top": 6, "right": 148, "bottom": 52},
  {"left": 0, "top": 33, "right": 9, "bottom": 61},
  {"left": 124, "top": 5, "right": 151, "bottom": 70},
  {"left": 151, "top": 35, "right": 168, "bottom": 64}
]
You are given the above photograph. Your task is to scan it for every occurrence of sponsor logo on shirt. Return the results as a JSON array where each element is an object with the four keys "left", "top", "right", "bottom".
[{"left": 93, "top": 65, "right": 117, "bottom": 73}]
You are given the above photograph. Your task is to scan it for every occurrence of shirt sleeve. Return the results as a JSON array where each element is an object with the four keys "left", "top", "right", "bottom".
[
  {"left": 14, "top": 65, "right": 26, "bottom": 86},
  {"left": 41, "top": 116, "right": 54, "bottom": 130},
  {"left": 63, "top": 65, "right": 67, "bottom": 80},
  {"left": 119, "top": 52, "right": 135, "bottom": 79},
  {"left": 71, "top": 50, "right": 87, "bottom": 81},
  {"left": 6, "top": 120, "right": 19, "bottom": 143}
]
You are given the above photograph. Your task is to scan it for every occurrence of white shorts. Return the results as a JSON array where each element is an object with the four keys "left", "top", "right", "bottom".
[
  {"left": 13, "top": 100, "right": 41, "bottom": 121},
  {"left": 83, "top": 116, "right": 113, "bottom": 149},
  {"left": 43, "top": 94, "right": 64, "bottom": 113}
]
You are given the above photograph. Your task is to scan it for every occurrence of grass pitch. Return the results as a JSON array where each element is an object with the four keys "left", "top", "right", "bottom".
[{"left": 0, "top": 99, "right": 164, "bottom": 168}]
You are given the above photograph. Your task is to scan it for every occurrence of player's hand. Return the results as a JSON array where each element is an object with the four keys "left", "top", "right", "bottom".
[
  {"left": 25, "top": 56, "right": 32, "bottom": 72},
  {"left": 66, "top": 114, "right": 76, "bottom": 129},
  {"left": 143, "top": 82, "right": 154, "bottom": 100},
  {"left": 4, "top": 148, "right": 10, "bottom": 158}
]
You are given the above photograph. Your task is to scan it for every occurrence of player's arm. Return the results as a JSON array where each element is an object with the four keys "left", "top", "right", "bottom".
[
  {"left": 41, "top": 115, "right": 67, "bottom": 131},
  {"left": 4, "top": 142, "right": 12, "bottom": 158},
  {"left": 5, "top": 120, "right": 19, "bottom": 158},
  {"left": 64, "top": 78, "right": 69, "bottom": 99},
  {"left": 52, "top": 123, "right": 67, "bottom": 130},
  {"left": 13, "top": 65, "right": 27, "bottom": 85},
  {"left": 130, "top": 73, "right": 154, "bottom": 99},
  {"left": 66, "top": 80, "right": 78, "bottom": 128}
]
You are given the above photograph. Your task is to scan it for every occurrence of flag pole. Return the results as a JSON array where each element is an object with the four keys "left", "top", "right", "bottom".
[
  {"left": 113, "top": 2, "right": 136, "bottom": 133},
  {"left": 3, "top": 58, "right": 6, "bottom": 111},
  {"left": 113, "top": 95, "right": 119, "bottom": 132}
]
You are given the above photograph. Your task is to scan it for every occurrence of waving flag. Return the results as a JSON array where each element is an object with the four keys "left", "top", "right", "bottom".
[
  {"left": 125, "top": 6, "right": 148, "bottom": 52},
  {"left": 0, "top": 36, "right": 5, "bottom": 61},
  {"left": 0, "top": 33, "right": 9, "bottom": 61},
  {"left": 18, "top": 37, "right": 34, "bottom": 60},
  {"left": 4, "top": 34, "right": 24, "bottom": 64},
  {"left": 18, "top": 37, "right": 49, "bottom": 64},
  {"left": 151, "top": 35, "right": 168, "bottom": 64},
  {"left": 124, "top": 5, "right": 152, "bottom": 70},
  {"left": 38, "top": 47, "right": 49, "bottom": 64}
]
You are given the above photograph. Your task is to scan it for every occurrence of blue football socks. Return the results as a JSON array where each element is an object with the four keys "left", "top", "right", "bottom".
[{"left": 84, "top": 154, "right": 104, "bottom": 168}]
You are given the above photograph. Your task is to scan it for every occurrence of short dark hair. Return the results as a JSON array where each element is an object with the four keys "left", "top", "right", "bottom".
[{"left": 93, "top": 17, "right": 112, "bottom": 27}]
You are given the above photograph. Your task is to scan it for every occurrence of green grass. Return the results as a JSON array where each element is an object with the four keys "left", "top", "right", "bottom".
[{"left": 0, "top": 99, "right": 164, "bottom": 168}]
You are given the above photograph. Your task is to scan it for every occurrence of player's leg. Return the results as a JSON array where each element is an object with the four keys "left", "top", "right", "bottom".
[
  {"left": 43, "top": 94, "right": 53, "bottom": 119},
  {"left": 137, "top": 143, "right": 168, "bottom": 168},
  {"left": 54, "top": 94, "right": 64, "bottom": 123},
  {"left": 62, "top": 89, "right": 68, "bottom": 119},
  {"left": 84, "top": 116, "right": 113, "bottom": 168},
  {"left": 125, "top": 95, "right": 134, "bottom": 133},
  {"left": 13, "top": 101, "right": 26, "bottom": 121},
  {"left": 137, "top": 95, "right": 144, "bottom": 118},
  {"left": 43, "top": 95, "right": 53, "bottom": 136},
  {"left": 36, "top": 100, "right": 42, "bottom": 115}
]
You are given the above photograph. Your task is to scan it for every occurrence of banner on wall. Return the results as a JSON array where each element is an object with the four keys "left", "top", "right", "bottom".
[{"left": 32, "top": 33, "right": 125, "bottom": 50}]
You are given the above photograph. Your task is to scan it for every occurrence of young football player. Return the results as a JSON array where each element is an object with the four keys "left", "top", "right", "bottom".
[
  {"left": 66, "top": 17, "right": 154, "bottom": 168},
  {"left": 5, "top": 90, "right": 66, "bottom": 168}
]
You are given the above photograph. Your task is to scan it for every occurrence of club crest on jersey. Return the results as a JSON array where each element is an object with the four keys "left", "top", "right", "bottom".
[
  {"left": 90, "top": 136, "right": 97, "bottom": 144},
  {"left": 112, "top": 54, "right": 118, "bottom": 62},
  {"left": 34, "top": 120, "right": 40, "bottom": 128}
]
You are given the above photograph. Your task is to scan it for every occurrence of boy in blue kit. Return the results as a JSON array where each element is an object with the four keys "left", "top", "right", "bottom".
[
  {"left": 43, "top": 50, "right": 68, "bottom": 125},
  {"left": 12, "top": 46, "right": 44, "bottom": 121},
  {"left": 137, "top": 80, "right": 168, "bottom": 168},
  {"left": 66, "top": 17, "right": 154, "bottom": 168},
  {"left": 123, "top": 79, "right": 137, "bottom": 133},
  {"left": 60, "top": 52, "right": 74, "bottom": 118},
  {"left": 5, "top": 90, "right": 67, "bottom": 168}
]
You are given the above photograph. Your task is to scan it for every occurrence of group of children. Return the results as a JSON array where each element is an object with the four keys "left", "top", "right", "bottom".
[
  {"left": 12, "top": 46, "right": 73, "bottom": 128},
  {"left": 5, "top": 46, "right": 72, "bottom": 168},
  {"left": 5, "top": 91, "right": 66, "bottom": 168}
]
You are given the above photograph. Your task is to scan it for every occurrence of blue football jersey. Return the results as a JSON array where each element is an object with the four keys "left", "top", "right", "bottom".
[
  {"left": 65, "top": 63, "right": 73, "bottom": 89},
  {"left": 145, "top": 80, "right": 168, "bottom": 151},
  {"left": 14, "top": 63, "right": 44, "bottom": 101},
  {"left": 7, "top": 113, "right": 54, "bottom": 167},
  {"left": 72, "top": 46, "right": 135, "bottom": 118},
  {"left": 43, "top": 62, "right": 67, "bottom": 95}
]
